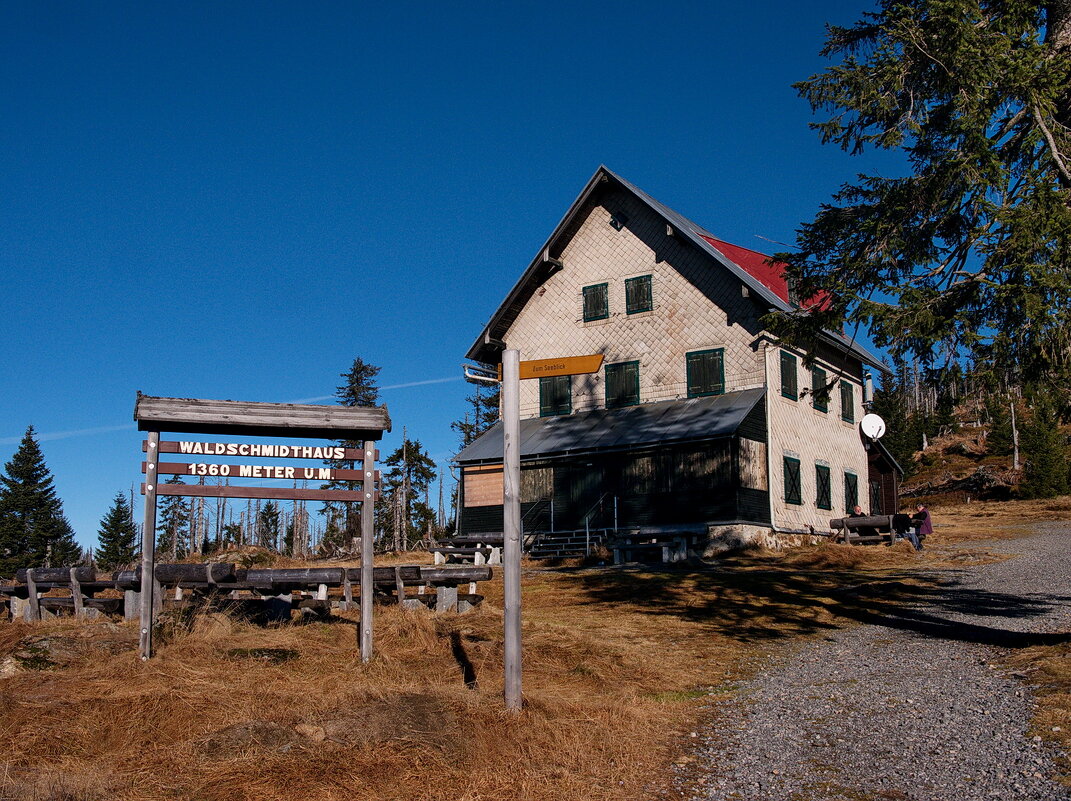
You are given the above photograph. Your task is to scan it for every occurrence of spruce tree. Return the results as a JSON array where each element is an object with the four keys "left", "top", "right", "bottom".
[
  {"left": 452, "top": 379, "right": 501, "bottom": 450},
  {"left": 256, "top": 501, "right": 281, "bottom": 551},
  {"left": 96, "top": 491, "right": 138, "bottom": 570},
  {"left": 323, "top": 357, "right": 381, "bottom": 549},
  {"left": 0, "top": 426, "right": 80, "bottom": 573},
  {"left": 1019, "top": 391, "right": 1070, "bottom": 498},
  {"left": 381, "top": 437, "right": 437, "bottom": 550},
  {"left": 770, "top": 1, "right": 1071, "bottom": 387},
  {"left": 157, "top": 475, "right": 190, "bottom": 559}
]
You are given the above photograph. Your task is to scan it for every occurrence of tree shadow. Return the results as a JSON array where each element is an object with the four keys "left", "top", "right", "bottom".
[{"left": 570, "top": 562, "right": 1071, "bottom": 649}]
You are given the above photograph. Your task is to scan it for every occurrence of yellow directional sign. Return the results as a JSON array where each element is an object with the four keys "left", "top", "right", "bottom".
[{"left": 517, "top": 354, "right": 605, "bottom": 380}]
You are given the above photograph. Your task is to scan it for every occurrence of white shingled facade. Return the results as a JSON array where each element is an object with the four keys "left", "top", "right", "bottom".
[{"left": 501, "top": 186, "right": 871, "bottom": 535}]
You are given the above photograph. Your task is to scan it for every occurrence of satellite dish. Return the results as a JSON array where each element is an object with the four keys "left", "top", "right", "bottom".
[{"left": 861, "top": 413, "right": 886, "bottom": 440}]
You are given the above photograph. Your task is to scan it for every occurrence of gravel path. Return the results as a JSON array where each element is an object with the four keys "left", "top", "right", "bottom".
[{"left": 685, "top": 523, "right": 1071, "bottom": 801}]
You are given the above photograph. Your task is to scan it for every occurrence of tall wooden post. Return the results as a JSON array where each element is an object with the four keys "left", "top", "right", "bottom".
[
  {"left": 139, "top": 431, "right": 160, "bottom": 660},
  {"left": 360, "top": 440, "right": 376, "bottom": 662},
  {"left": 502, "top": 349, "right": 522, "bottom": 710}
]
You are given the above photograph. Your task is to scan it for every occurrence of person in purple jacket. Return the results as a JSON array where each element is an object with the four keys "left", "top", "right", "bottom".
[{"left": 911, "top": 504, "right": 933, "bottom": 549}]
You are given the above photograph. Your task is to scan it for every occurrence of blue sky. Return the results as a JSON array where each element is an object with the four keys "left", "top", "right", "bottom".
[{"left": 1, "top": 0, "right": 893, "bottom": 549}]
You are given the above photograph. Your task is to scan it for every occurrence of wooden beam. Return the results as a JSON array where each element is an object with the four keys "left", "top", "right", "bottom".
[
  {"left": 133, "top": 395, "right": 391, "bottom": 440},
  {"left": 142, "top": 462, "right": 371, "bottom": 482},
  {"left": 144, "top": 441, "right": 376, "bottom": 461},
  {"left": 142, "top": 484, "right": 368, "bottom": 502}
]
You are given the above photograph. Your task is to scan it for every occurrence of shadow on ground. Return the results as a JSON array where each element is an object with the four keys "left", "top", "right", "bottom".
[{"left": 570, "top": 561, "right": 1071, "bottom": 649}]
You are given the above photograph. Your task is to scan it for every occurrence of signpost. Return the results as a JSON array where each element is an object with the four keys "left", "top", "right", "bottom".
[
  {"left": 133, "top": 394, "right": 390, "bottom": 662},
  {"left": 473, "top": 352, "right": 604, "bottom": 710}
]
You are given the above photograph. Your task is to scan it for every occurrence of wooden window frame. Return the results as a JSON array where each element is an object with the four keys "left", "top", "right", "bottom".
[
  {"left": 686, "top": 348, "right": 726, "bottom": 398},
  {"left": 539, "top": 375, "right": 572, "bottom": 417},
  {"left": 812, "top": 366, "right": 828, "bottom": 413},
  {"left": 624, "top": 275, "right": 653, "bottom": 314},
  {"left": 844, "top": 470, "right": 858, "bottom": 511},
  {"left": 840, "top": 380, "right": 854, "bottom": 424},
  {"left": 816, "top": 464, "right": 832, "bottom": 510},
  {"left": 605, "top": 361, "right": 640, "bottom": 409},
  {"left": 582, "top": 283, "right": 609, "bottom": 322},
  {"left": 780, "top": 351, "right": 798, "bottom": 400},
  {"left": 783, "top": 456, "right": 802, "bottom": 505}
]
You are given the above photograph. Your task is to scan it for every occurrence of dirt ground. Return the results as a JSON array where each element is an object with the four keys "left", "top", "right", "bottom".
[{"left": 1, "top": 497, "right": 1068, "bottom": 801}]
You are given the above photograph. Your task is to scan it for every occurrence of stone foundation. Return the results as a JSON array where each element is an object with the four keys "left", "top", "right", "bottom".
[{"left": 703, "top": 524, "right": 824, "bottom": 555}]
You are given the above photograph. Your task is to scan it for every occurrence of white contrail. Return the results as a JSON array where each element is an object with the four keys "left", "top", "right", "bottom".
[
  {"left": 289, "top": 375, "right": 462, "bottom": 403},
  {"left": 2, "top": 376, "right": 466, "bottom": 444},
  {"left": 0, "top": 423, "right": 137, "bottom": 446}
]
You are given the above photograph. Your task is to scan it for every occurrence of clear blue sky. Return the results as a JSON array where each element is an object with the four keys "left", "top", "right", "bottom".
[{"left": 1, "top": 0, "right": 892, "bottom": 549}]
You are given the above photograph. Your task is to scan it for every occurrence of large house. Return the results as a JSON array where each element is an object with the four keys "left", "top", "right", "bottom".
[{"left": 455, "top": 167, "right": 900, "bottom": 550}]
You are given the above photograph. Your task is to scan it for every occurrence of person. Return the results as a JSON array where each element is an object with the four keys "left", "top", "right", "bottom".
[
  {"left": 850, "top": 505, "right": 865, "bottom": 517},
  {"left": 910, "top": 504, "right": 932, "bottom": 550}
]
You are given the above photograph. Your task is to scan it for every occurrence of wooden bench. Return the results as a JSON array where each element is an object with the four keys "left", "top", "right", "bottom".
[
  {"left": 2, "top": 564, "right": 493, "bottom": 622},
  {"left": 610, "top": 535, "right": 688, "bottom": 565},
  {"left": 430, "top": 546, "right": 501, "bottom": 566},
  {"left": 829, "top": 515, "right": 912, "bottom": 546}
]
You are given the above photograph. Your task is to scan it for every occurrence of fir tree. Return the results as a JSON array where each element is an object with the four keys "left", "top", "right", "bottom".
[
  {"left": 770, "top": 1, "right": 1071, "bottom": 386},
  {"left": 96, "top": 491, "right": 138, "bottom": 570},
  {"left": 256, "top": 501, "right": 281, "bottom": 551},
  {"left": 157, "top": 475, "right": 190, "bottom": 559},
  {"left": 0, "top": 426, "right": 80, "bottom": 573},
  {"left": 322, "top": 357, "right": 381, "bottom": 550},
  {"left": 451, "top": 379, "right": 501, "bottom": 450},
  {"left": 1019, "top": 391, "right": 1070, "bottom": 498},
  {"left": 381, "top": 437, "right": 437, "bottom": 551}
]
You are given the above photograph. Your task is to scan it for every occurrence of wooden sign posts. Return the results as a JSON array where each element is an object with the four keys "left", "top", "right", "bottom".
[
  {"left": 133, "top": 394, "right": 391, "bottom": 662},
  {"left": 497, "top": 352, "right": 603, "bottom": 711}
]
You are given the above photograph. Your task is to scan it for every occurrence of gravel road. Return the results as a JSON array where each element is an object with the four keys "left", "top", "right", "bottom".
[{"left": 684, "top": 523, "right": 1071, "bottom": 801}]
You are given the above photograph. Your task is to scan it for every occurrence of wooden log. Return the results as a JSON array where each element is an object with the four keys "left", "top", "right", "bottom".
[
  {"left": 16, "top": 566, "right": 95, "bottom": 584},
  {"left": 829, "top": 515, "right": 895, "bottom": 530},
  {"left": 342, "top": 576, "right": 353, "bottom": 611},
  {"left": 418, "top": 566, "right": 492, "bottom": 585},
  {"left": 244, "top": 568, "right": 344, "bottom": 585},
  {"left": 38, "top": 597, "right": 123, "bottom": 614}
]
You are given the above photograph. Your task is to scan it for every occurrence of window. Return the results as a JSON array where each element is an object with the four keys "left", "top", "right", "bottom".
[
  {"left": 816, "top": 464, "right": 832, "bottom": 510},
  {"left": 605, "top": 361, "right": 640, "bottom": 409},
  {"left": 844, "top": 471, "right": 858, "bottom": 511},
  {"left": 625, "top": 275, "right": 653, "bottom": 314},
  {"left": 686, "top": 349, "right": 725, "bottom": 397},
  {"left": 783, "top": 456, "right": 802, "bottom": 505},
  {"left": 583, "top": 283, "right": 609, "bottom": 321},
  {"left": 840, "top": 380, "right": 855, "bottom": 423},
  {"left": 539, "top": 375, "right": 572, "bottom": 417},
  {"left": 780, "top": 351, "right": 797, "bottom": 400},
  {"left": 812, "top": 366, "right": 828, "bottom": 413}
]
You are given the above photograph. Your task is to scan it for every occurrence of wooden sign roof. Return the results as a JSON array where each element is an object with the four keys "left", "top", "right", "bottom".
[{"left": 133, "top": 394, "right": 392, "bottom": 440}]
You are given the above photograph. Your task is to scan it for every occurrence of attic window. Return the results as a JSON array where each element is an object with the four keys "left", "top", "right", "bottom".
[
  {"left": 583, "top": 283, "right": 609, "bottom": 322},
  {"left": 609, "top": 213, "right": 628, "bottom": 231}
]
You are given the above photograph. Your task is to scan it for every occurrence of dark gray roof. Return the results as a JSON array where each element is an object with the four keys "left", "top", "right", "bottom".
[
  {"left": 455, "top": 388, "right": 765, "bottom": 464},
  {"left": 466, "top": 166, "right": 888, "bottom": 373}
]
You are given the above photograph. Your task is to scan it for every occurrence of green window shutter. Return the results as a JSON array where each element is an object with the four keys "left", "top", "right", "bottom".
[
  {"left": 606, "top": 361, "right": 640, "bottom": 409},
  {"left": 812, "top": 366, "right": 828, "bottom": 412},
  {"left": 539, "top": 375, "right": 572, "bottom": 417},
  {"left": 583, "top": 283, "right": 609, "bottom": 321},
  {"left": 686, "top": 349, "right": 725, "bottom": 397},
  {"left": 816, "top": 464, "right": 831, "bottom": 510},
  {"left": 625, "top": 275, "right": 653, "bottom": 314},
  {"left": 840, "top": 380, "right": 854, "bottom": 423},
  {"left": 844, "top": 472, "right": 858, "bottom": 511},
  {"left": 780, "top": 351, "right": 797, "bottom": 400},
  {"left": 783, "top": 457, "right": 802, "bottom": 505}
]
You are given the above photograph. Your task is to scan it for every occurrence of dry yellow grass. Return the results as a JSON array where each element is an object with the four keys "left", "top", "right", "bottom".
[{"left": 2, "top": 505, "right": 1065, "bottom": 801}]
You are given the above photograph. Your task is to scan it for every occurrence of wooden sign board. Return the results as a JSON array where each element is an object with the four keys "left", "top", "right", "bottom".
[
  {"left": 141, "top": 462, "right": 375, "bottom": 482},
  {"left": 517, "top": 354, "right": 604, "bottom": 380},
  {"left": 143, "top": 440, "right": 376, "bottom": 461}
]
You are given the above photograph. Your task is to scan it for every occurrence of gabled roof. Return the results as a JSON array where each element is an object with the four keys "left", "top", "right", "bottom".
[
  {"left": 466, "top": 166, "right": 888, "bottom": 373},
  {"left": 455, "top": 388, "right": 766, "bottom": 465}
]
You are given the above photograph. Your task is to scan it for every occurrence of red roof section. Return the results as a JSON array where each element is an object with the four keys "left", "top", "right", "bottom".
[
  {"left": 699, "top": 235, "right": 791, "bottom": 303},
  {"left": 699, "top": 233, "right": 830, "bottom": 311}
]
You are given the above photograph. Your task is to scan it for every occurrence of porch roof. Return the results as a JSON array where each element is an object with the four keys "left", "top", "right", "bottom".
[{"left": 455, "top": 387, "right": 765, "bottom": 465}]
